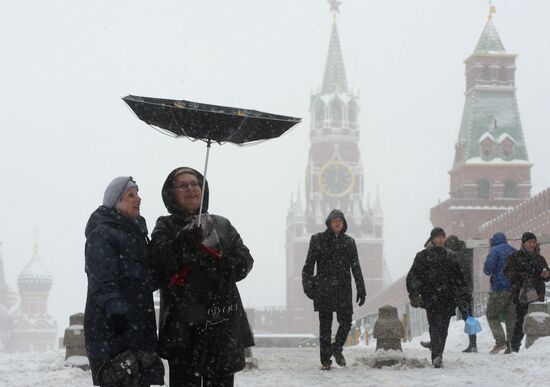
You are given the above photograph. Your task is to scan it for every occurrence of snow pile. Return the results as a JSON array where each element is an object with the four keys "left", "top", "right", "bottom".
[{"left": 353, "top": 349, "right": 430, "bottom": 369}]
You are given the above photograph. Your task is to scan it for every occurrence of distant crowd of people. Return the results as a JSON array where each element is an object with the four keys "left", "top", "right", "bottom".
[{"left": 406, "top": 227, "right": 549, "bottom": 368}]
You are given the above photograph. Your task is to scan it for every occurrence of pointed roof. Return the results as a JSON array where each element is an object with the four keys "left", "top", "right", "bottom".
[
  {"left": 321, "top": 19, "right": 348, "bottom": 94},
  {"left": 475, "top": 19, "right": 505, "bottom": 53}
]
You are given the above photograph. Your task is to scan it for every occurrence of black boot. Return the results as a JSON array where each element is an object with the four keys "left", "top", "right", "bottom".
[
  {"left": 462, "top": 335, "right": 477, "bottom": 353},
  {"left": 420, "top": 341, "right": 431, "bottom": 350},
  {"left": 331, "top": 344, "right": 346, "bottom": 367}
]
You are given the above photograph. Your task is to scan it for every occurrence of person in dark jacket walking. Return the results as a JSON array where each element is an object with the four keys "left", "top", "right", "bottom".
[
  {"left": 84, "top": 176, "right": 164, "bottom": 387},
  {"left": 446, "top": 235, "right": 478, "bottom": 353},
  {"left": 483, "top": 232, "right": 517, "bottom": 354},
  {"left": 420, "top": 235, "right": 477, "bottom": 353},
  {"left": 302, "top": 210, "right": 366, "bottom": 371},
  {"left": 151, "top": 167, "right": 254, "bottom": 387},
  {"left": 406, "top": 227, "right": 470, "bottom": 368},
  {"left": 503, "top": 232, "right": 549, "bottom": 352}
]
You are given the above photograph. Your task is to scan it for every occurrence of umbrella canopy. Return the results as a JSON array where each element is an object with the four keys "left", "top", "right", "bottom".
[
  {"left": 122, "top": 94, "right": 301, "bottom": 225},
  {"left": 122, "top": 95, "right": 301, "bottom": 145}
]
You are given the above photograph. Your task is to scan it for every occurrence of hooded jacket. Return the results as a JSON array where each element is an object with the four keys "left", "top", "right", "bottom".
[
  {"left": 445, "top": 236, "right": 473, "bottom": 292},
  {"left": 504, "top": 247, "right": 549, "bottom": 304},
  {"left": 406, "top": 244, "right": 470, "bottom": 316},
  {"left": 84, "top": 206, "right": 164, "bottom": 386},
  {"left": 302, "top": 210, "right": 366, "bottom": 313},
  {"left": 483, "top": 232, "right": 516, "bottom": 292},
  {"left": 150, "top": 167, "right": 254, "bottom": 377}
]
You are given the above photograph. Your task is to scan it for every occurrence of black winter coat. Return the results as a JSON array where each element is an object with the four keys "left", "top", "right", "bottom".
[
  {"left": 406, "top": 246, "right": 471, "bottom": 316},
  {"left": 151, "top": 167, "right": 254, "bottom": 378},
  {"left": 84, "top": 206, "right": 164, "bottom": 386},
  {"left": 445, "top": 236, "right": 473, "bottom": 292},
  {"left": 503, "top": 248, "right": 549, "bottom": 304},
  {"left": 302, "top": 211, "right": 366, "bottom": 313}
]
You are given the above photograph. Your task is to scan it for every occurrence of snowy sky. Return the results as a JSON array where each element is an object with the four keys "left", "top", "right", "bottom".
[{"left": 1, "top": 0, "right": 550, "bottom": 334}]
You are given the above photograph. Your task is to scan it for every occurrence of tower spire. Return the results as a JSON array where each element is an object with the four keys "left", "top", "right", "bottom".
[
  {"left": 33, "top": 227, "right": 39, "bottom": 254},
  {"left": 321, "top": 1, "right": 348, "bottom": 94},
  {"left": 475, "top": 3, "right": 504, "bottom": 53}
]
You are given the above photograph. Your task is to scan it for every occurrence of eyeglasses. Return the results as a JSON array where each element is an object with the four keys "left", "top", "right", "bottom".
[{"left": 175, "top": 181, "right": 200, "bottom": 191}]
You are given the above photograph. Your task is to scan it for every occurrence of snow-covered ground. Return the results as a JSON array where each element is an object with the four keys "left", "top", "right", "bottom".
[{"left": 1, "top": 317, "right": 549, "bottom": 386}]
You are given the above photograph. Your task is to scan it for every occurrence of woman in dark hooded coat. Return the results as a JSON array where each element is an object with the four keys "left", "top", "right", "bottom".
[
  {"left": 84, "top": 176, "right": 164, "bottom": 387},
  {"left": 151, "top": 167, "right": 254, "bottom": 387}
]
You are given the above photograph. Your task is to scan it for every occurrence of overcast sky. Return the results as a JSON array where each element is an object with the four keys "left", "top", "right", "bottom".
[{"left": 1, "top": 0, "right": 550, "bottom": 333}]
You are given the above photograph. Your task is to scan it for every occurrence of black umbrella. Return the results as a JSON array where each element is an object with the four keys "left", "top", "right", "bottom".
[{"left": 122, "top": 95, "right": 301, "bottom": 223}]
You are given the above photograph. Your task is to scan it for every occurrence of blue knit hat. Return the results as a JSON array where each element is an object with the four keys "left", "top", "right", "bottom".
[{"left": 103, "top": 176, "right": 138, "bottom": 208}]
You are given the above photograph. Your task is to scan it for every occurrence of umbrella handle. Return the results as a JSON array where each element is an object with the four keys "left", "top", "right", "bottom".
[{"left": 198, "top": 140, "right": 212, "bottom": 227}]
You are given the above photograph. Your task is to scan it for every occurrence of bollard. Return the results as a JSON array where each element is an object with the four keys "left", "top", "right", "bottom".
[
  {"left": 372, "top": 305, "right": 404, "bottom": 368},
  {"left": 523, "top": 302, "right": 550, "bottom": 349},
  {"left": 373, "top": 305, "right": 404, "bottom": 351},
  {"left": 63, "top": 313, "right": 90, "bottom": 370}
]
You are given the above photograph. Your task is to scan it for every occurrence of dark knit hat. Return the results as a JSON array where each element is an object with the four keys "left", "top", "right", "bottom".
[
  {"left": 103, "top": 176, "right": 138, "bottom": 208},
  {"left": 424, "top": 226, "right": 446, "bottom": 247},
  {"left": 521, "top": 232, "right": 537, "bottom": 244}
]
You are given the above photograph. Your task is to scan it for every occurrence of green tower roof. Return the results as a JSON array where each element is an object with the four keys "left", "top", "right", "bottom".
[
  {"left": 475, "top": 19, "right": 505, "bottom": 53},
  {"left": 456, "top": 89, "right": 528, "bottom": 165}
]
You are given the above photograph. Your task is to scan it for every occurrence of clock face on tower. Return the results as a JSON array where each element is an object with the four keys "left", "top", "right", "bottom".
[{"left": 318, "top": 161, "right": 355, "bottom": 197}]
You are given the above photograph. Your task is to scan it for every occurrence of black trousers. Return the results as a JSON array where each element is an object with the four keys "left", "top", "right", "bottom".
[
  {"left": 510, "top": 303, "right": 530, "bottom": 351},
  {"left": 426, "top": 310, "right": 452, "bottom": 361},
  {"left": 318, "top": 310, "right": 352, "bottom": 364},
  {"left": 168, "top": 357, "right": 234, "bottom": 387}
]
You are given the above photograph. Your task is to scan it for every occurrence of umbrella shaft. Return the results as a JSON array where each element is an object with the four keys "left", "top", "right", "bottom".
[{"left": 198, "top": 141, "right": 212, "bottom": 226}]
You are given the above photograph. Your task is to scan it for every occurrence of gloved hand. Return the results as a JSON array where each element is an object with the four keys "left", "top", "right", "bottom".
[
  {"left": 356, "top": 290, "right": 366, "bottom": 306},
  {"left": 410, "top": 294, "right": 424, "bottom": 308},
  {"left": 176, "top": 224, "right": 203, "bottom": 251},
  {"left": 134, "top": 349, "right": 161, "bottom": 369}
]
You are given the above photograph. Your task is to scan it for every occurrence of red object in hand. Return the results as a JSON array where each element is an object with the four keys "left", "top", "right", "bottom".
[
  {"left": 199, "top": 243, "right": 222, "bottom": 261},
  {"left": 170, "top": 265, "right": 190, "bottom": 286}
]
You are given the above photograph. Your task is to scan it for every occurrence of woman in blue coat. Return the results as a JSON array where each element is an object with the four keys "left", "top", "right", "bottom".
[{"left": 84, "top": 176, "right": 164, "bottom": 387}]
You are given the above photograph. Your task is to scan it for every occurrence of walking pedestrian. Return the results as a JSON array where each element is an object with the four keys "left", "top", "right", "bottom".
[
  {"left": 406, "top": 227, "right": 471, "bottom": 368},
  {"left": 483, "top": 232, "right": 517, "bottom": 354},
  {"left": 302, "top": 210, "right": 366, "bottom": 371},
  {"left": 504, "top": 232, "right": 549, "bottom": 352}
]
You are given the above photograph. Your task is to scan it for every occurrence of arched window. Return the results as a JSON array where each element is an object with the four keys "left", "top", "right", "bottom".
[
  {"left": 347, "top": 101, "right": 358, "bottom": 124},
  {"left": 314, "top": 100, "right": 325, "bottom": 127},
  {"left": 482, "top": 65, "right": 491, "bottom": 81},
  {"left": 477, "top": 179, "right": 491, "bottom": 199},
  {"left": 503, "top": 181, "right": 518, "bottom": 198},
  {"left": 499, "top": 65, "right": 507, "bottom": 81},
  {"left": 329, "top": 98, "right": 343, "bottom": 123}
]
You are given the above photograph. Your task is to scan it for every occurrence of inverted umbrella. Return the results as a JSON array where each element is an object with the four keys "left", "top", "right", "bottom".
[{"left": 122, "top": 95, "right": 301, "bottom": 224}]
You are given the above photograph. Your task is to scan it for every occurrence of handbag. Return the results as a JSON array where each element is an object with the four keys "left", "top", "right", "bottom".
[
  {"left": 518, "top": 280, "right": 539, "bottom": 304},
  {"left": 98, "top": 349, "right": 139, "bottom": 386},
  {"left": 464, "top": 316, "right": 482, "bottom": 335}
]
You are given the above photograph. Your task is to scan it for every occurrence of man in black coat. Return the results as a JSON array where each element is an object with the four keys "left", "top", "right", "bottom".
[
  {"left": 406, "top": 227, "right": 471, "bottom": 368},
  {"left": 503, "top": 232, "right": 550, "bottom": 352},
  {"left": 302, "top": 210, "right": 366, "bottom": 370}
]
